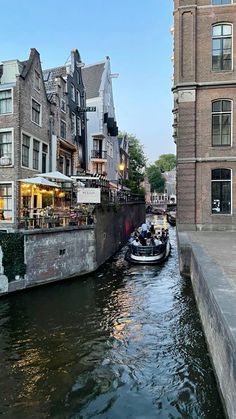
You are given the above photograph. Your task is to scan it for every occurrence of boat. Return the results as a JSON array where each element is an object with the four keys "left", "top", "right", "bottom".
[
  {"left": 125, "top": 237, "right": 171, "bottom": 265},
  {"left": 167, "top": 211, "right": 176, "bottom": 226}
]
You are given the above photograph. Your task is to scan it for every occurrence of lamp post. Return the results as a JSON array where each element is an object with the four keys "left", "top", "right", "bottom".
[{"left": 119, "top": 163, "right": 125, "bottom": 190}]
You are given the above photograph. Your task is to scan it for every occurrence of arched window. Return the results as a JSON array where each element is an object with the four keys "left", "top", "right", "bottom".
[
  {"left": 212, "top": 100, "right": 232, "bottom": 146},
  {"left": 211, "top": 168, "right": 231, "bottom": 214},
  {"left": 212, "top": 24, "right": 232, "bottom": 71}
]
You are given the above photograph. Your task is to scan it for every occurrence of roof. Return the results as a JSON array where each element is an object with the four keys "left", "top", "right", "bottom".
[
  {"left": 43, "top": 66, "right": 67, "bottom": 93},
  {"left": 82, "top": 62, "right": 105, "bottom": 99}
]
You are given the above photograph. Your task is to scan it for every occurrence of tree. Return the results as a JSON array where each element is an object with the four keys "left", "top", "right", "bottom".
[
  {"left": 147, "top": 164, "right": 165, "bottom": 192},
  {"left": 118, "top": 132, "right": 147, "bottom": 193},
  {"left": 155, "top": 154, "right": 176, "bottom": 173}
]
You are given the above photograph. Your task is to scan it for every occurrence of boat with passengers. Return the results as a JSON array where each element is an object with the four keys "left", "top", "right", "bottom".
[{"left": 125, "top": 220, "right": 171, "bottom": 265}]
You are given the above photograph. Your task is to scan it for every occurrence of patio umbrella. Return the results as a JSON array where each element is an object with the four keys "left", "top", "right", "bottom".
[
  {"left": 19, "top": 177, "right": 61, "bottom": 188},
  {"left": 38, "top": 171, "right": 73, "bottom": 182}
]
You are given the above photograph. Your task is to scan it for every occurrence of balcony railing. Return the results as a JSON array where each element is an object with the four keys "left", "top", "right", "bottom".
[{"left": 91, "top": 150, "right": 107, "bottom": 159}]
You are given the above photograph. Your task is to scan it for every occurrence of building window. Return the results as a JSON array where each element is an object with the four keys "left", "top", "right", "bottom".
[
  {"left": 32, "top": 99, "right": 41, "bottom": 125},
  {"left": 76, "top": 90, "right": 81, "bottom": 107},
  {"left": 212, "top": 24, "right": 232, "bottom": 71},
  {"left": 22, "top": 134, "right": 30, "bottom": 167},
  {"left": 42, "top": 143, "right": 48, "bottom": 173},
  {"left": 212, "top": 100, "right": 232, "bottom": 146},
  {"left": 60, "top": 120, "right": 66, "bottom": 139},
  {"left": 212, "top": 0, "right": 231, "bottom": 4},
  {"left": 211, "top": 168, "right": 231, "bottom": 214},
  {"left": 71, "top": 112, "right": 76, "bottom": 136},
  {"left": 0, "top": 183, "right": 13, "bottom": 222},
  {"left": 77, "top": 117, "right": 82, "bottom": 136},
  {"left": 61, "top": 98, "right": 66, "bottom": 113},
  {"left": 34, "top": 70, "right": 40, "bottom": 91},
  {"left": 66, "top": 158, "right": 71, "bottom": 176},
  {"left": 71, "top": 84, "right": 75, "bottom": 101},
  {"left": 0, "top": 90, "right": 12, "bottom": 114},
  {"left": 33, "top": 139, "right": 40, "bottom": 170},
  {"left": 0, "top": 131, "right": 12, "bottom": 165}
]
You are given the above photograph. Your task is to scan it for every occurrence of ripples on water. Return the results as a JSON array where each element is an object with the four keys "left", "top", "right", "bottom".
[{"left": 0, "top": 226, "right": 224, "bottom": 418}]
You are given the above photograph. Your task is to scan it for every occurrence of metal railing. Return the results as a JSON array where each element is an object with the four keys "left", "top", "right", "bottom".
[{"left": 91, "top": 150, "right": 107, "bottom": 159}]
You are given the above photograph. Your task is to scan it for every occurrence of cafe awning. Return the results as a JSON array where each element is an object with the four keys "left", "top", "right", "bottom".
[
  {"left": 38, "top": 171, "right": 73, "bottom": 182},
  {"left": 19, "top": 177, "right": 61, "bottom": 188}
]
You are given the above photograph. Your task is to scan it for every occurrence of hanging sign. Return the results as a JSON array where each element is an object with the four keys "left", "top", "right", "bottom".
[
  {"left": 77, "top": 107, "right": 96, "bottom": 112},
  {"left": 77, "top": 188, "right": 101, "bottom": 203}
]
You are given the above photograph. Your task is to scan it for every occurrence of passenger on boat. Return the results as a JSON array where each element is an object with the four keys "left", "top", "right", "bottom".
[
  {"left": 153, "top": 235, "right": 162, "bottom": 245},
  {"left": 160, "top": 228, "right": 167, "bottom": 242},
  {"left": 150, "top": 223, "right": 155, "bottom": 234},
  {"left": 132, "top": 238, "right": 141, "bottom": 246},
  {"left": 146, "top": 231, "right": 152, "bottom": 246},
  {"left": 141, "top": 222, "right": 148, "bottom": 238}
]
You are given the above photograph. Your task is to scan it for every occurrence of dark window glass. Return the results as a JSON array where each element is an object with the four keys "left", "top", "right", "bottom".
[
  {"left": 212, "top": 100, "right": 231, "bottom": 146},
  {"left": 60, "top": 120, "right": 66, "bottom": 139},
  {"left": 32, "top": 99, "right": 41, "bottom": 125},
  {"left": 212, "top": 24, "right": 232, "bottom": 71},
  {"left": 33, "top": 139, "right": 39, "bottom": 170},
  {"left": 22, "top": 134, "right": 30, "bottom": 167},
  {"left": 212, "top": 169, "right": 231, "bottom": 214}
]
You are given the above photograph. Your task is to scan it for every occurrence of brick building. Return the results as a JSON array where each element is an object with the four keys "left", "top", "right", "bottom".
[
  {"left": 0, "top": 48, "right": 50, "bottom": 230},
  {"left": 173, "top": 0, "right": 236, "bottom": 231}
]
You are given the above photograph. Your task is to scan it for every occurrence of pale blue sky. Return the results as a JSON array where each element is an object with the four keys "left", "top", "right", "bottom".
[{"left": 1, "top": 0, "right": 175, "bottom": 163}]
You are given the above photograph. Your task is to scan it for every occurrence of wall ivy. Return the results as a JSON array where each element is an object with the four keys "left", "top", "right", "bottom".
[{"left": 0, "top": 233, "right": 26, "bottom": 282}]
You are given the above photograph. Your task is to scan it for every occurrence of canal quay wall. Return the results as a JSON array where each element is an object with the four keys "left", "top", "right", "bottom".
[
  {"left": 0, "top": 203, "right": 145, "bottom": 297},
  {"left": 178, "top": 231, "right": 236, "bottom": 419}
]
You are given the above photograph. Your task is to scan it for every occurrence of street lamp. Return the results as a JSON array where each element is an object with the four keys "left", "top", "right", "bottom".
[{"left": 119, "top": 163, "right": 125, "bottom": 190}]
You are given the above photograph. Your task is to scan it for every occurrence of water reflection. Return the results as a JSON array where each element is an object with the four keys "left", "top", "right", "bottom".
[{"left": 0, "top": 226, "right": 224, "bottom": 418}]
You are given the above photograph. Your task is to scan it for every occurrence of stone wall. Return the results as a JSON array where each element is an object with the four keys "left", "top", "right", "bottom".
[
  {"left": 95, "top": 202, "right": 145, "bottom": 267},
  {"left": 0, "top": 202, "right": 145, "bottom": 296},
  {"left": 178, "top": 231, "right": 236, "bottom": 418}
]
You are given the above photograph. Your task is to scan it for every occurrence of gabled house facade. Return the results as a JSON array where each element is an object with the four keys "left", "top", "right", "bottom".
[
  {"left": 43, "top": 49, "right": 87, "bottom": 176},
  {"left": 0, "top": 48, "right": 50, "bottom": 230},
  {"left": 82, "top": 57, "right": 119, "bottom": 180}
]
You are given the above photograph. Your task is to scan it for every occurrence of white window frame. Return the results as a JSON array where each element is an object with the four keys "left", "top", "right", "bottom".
[
  {"left": 71, "top": 112, "right": 76, "bottom": 136},
  {"left": 76, "top": 89, "right": 81, "bottom": 107},
  {"left": 60, "top": 119, "right": 66, "bottom": 139},
  {"left": 0, "top": 128, "right": 14, "bottom": 166},
  {"left": 212, "top": 99, "right": 233, "bottom": 147},
  {"left": 31, "top": 97, "right": 42, "bottom": 126},
  {"left": 0, "top": 88, "right": 13, "bottom": 115},
  {"left": 77, "top": 117, "right": 82, "bottom": 136},
  {"left": 21, "top": 131, "right": 48, "bottom": 172},
  {"left": 0, "top": 181, "right": 14, "bottom": 224},
  {"left": 22, "top": 133, "right": 31, "bottom": 168}
]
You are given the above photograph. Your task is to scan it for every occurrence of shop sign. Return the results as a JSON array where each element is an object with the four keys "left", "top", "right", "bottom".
[{"left": 77, "top": 188, "right": 101, "bottom": 203}]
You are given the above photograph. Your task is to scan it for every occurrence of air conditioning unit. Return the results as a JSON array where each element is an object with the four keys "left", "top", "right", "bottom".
[{"left": 0, "top": 156, "right": 12, "bottom": 166}]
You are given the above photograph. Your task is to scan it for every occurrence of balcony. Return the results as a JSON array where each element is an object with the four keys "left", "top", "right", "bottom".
[{"left": 91, "top": 150, "right": 107, "bottom": 160}]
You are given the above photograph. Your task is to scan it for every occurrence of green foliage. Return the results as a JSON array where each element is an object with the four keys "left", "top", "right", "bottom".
[
  {"left": 119, "top": 132, "right": 147, "bottom": 194},
  {"left": 155, "top": 154, "right": 176, "bottom": 173},
  {"left": 0, "top": 233, "right": 26, "bottom": 282},
  {"left": 147, "top": 165, "right": 165, "bottom": 192}
]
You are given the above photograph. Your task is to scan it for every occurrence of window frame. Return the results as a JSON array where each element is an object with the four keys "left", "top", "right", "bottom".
[
  {"left": 212, "top": 0, "right": 232, "bottom": 5},
  {"left": 211, "top": 168, "right": 232, "bottom": 215},
  {"left": 60, "top": 119, "right": 66, "bottom": 139},
  {"left": 0, "top": 88, "right": 13, "bottom": 115},
  {"left": 31, "top": 98, "right": 42, "bottom": 126},
  {"left": 0, "top": 128, "right": 14, "bottom": 166},
  {"left": 34, "top": 70, "right": 41, "bottom": 92},
  {"left": 212, "top": 99, "right": 232, "bottom": 147},
  {"left": 22, "top": 133, "right": 31, "bottom": 168},
  {"left": 0, "top": 181, "right": 14, "bottom": 223},
  {"left": 33, "top": 138, "right": 40, "bottom": 170},
  {"left": 212, "top": 23, "right": 233, "bottom": 72}
]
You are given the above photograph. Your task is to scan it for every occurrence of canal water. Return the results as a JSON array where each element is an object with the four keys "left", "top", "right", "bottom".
[{"left": 0, "top": 226, "right": 224, "bottom": 418}]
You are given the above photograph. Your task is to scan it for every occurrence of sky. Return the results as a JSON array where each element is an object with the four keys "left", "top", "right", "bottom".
[{"left": 1, "top": 0, "right": 175, "bottom": 164}]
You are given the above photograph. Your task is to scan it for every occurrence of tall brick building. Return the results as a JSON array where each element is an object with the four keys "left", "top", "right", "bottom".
[{"left": 173, "top": 0, "right": 236, "bottom": 231}]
